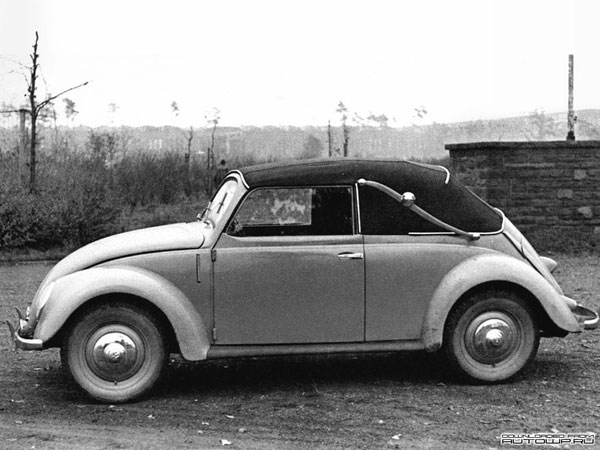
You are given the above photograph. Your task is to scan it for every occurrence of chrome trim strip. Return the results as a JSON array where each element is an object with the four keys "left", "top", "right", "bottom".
[
  {"left": 437, "top": 165, "right": 451, "bottom": 184},
  {"left": 409, "top": 210, "right": 506, "bottom": 237},
  {"left": 354, "top": 183, "right": 362, "bottom": 234},
  {"left": 408, "top": 202, "right": 480, "bottom": 240},
  {"left": 229, "top": 170, "right": 249, "bottom": 189}
]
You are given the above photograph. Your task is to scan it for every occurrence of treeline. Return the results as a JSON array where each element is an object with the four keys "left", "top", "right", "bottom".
[
  {"left": 0, "top": 130, "right": 259, "bottom": 250},
  {"left": 5, "top": 107, "right": 599, "bottom": 251}
]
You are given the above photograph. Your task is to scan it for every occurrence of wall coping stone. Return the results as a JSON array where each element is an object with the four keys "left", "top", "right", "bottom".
[{"left": 446, "top": 140, "right": 600, "bottom": 152}]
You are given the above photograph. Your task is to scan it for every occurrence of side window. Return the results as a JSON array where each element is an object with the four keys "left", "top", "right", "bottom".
[
  {"left": 228, "top": 186, "right": 353, "bottom": 236},
  {"left": 359, "top": 186, "right": 444, "bottom": 235}
]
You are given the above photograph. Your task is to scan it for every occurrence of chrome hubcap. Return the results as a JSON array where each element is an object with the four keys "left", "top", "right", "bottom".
[
  {"left": 485, "top": 328, "right": 504, "bottom": 347},
  {"left": 88, "top": 330, "right": 143, "bottom": 382},
  {"left": 465, "top": 314, "right": 519, "bottom": 365}
]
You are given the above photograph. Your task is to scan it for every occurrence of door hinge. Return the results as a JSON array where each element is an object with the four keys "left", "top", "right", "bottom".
[
  {"left": 212, "top": 327, "right": 218, "bottom": 341},
  {"left": 211, "top": 248, "right": 217, "bottom": 262}
]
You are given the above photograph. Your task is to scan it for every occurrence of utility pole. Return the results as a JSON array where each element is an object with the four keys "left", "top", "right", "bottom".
[{"left": 567, "top": 54, "right": 575, "bottom": 141}]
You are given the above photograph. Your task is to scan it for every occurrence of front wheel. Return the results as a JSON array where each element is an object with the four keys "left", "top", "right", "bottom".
[
  {"left": 443, "top": 291, "right": 540, "bottom": 383},
  {"left": 61, "top": 302, "right": 167, "bottom": 403}
]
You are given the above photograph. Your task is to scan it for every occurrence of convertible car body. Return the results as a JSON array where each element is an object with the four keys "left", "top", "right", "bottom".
[{"left": 7, "top": 158, "right": 599, "bottom": 402}]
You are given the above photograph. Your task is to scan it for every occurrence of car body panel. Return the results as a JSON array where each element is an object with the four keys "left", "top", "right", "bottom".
[
  {"left": 39, "top": 222, "right": 206, "bottom": 287},
  {"left": 213, "top": 233, "right": 365, "bottom": 344},
  {"left": 100, "top": 250, "right": 214, "bottom": 334},
  {"left": 33, "top": 264, "right": 211, "bottom": 360},
  {"left": 422, "top": 252, "right": 582, "bottom": 351},
  {"left": 364, "top": 236, "right": 492, "bottom": 341}
]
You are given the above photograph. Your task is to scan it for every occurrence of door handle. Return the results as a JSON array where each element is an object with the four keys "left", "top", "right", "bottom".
[{"left": 337, "top": 252, "right": 364, "bottom": 260}]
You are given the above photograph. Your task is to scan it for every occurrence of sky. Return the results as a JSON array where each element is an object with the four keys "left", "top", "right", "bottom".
[{"left": 0, "top": 0, "right": 598, "bottom": 128}]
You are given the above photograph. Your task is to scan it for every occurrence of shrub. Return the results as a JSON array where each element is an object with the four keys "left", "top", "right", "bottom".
[
  {"left": 0, "top": 188, "right": 40, "bottom": 248},
  {"left": 0, "top": 127, "right": 268, "bottom": 252}
]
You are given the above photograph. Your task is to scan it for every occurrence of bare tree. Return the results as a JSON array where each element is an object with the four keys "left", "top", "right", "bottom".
[
  {"left": 171, "top": 101, "right": 195, "bottom": 196},
  {"left": 28, "top": 33, "right": 88, "bottom": 192},
  {"left": 2, "top": 32, "right": 89, "bottom": 192},
  {"left": 527, "top": 109, "right": 557, "bottom": 141},
  {"left": 205, "top": 107, "right": 220, "bottom": 196},
  {"left": 327, "top": 120, "right": 333, "bottom": 157},
  {"left": 107, "top": 102, "right": 119, "bottom": 125},
  {"left": 367, "top": 113, "right": 389, "bottom": 127},
  {"left": 171, "top": 101, "right": 194, "bottom": 164},
  {"left": 337, "top": 101, "right": 349, "bottom": 157},
  {"left": 414, "top": 106, "right": 428, "bottom": 120},
  {"left": 170, "top": 101, "right": 180, "bottom": 117},
  {"left": 63, "top": 98, "right": 79, "bottom": 122}
]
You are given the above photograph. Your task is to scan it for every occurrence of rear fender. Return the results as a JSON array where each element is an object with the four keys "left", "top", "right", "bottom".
[
  {"left": 34, "top": 266, "right": 211, "bottom": 360},
  {"left": 421, "top": 253, "right": 581, "bottom": 352}
]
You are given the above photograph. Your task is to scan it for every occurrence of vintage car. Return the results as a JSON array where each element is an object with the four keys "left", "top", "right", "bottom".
[{"left": 7, "top": 158, "right": 599, "bottom": 403}]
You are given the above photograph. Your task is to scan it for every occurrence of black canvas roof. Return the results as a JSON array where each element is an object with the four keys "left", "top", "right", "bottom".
[
  {"left": 236, "top": 158, "right": 503, "bottom": 232},
  {"left": 240, "top": 158, "right": 446, "bottom": 190}
]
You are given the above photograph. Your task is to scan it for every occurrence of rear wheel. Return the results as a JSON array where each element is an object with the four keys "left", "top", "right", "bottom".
[
  {"left": 443, "top": 290, "right": 540, "bottom": 382},
  {"left": 61, "top": 302, "right": 167, "bottom": 403}
]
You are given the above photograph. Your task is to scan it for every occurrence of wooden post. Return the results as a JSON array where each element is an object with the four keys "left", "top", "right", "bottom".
[{"left": 567, "top": 54, "right": 575, "bottom": 141}]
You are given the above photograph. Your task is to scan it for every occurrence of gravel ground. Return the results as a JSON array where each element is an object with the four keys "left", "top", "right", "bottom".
[{"left": 0, "top": 256, "right": 599, "bottom": 449}]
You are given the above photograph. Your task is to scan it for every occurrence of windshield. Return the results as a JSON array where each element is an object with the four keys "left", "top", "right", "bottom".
[{"left": 201, "top": 177, "right": 245, "bottom": 229}]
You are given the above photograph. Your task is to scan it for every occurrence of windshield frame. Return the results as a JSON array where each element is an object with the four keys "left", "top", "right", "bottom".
[{"left": 200, "top": 172, "right": 248, "bottom": 233}]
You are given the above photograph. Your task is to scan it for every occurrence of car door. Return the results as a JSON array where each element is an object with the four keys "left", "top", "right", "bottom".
[
  {"left": 213, "top": 185, "right": 365, "bottom": 345},
  {"left": 359, "top": 184, "right": 478, "bottom": 341}
]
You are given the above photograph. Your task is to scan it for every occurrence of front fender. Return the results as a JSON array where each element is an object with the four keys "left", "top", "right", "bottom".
[
  {"left": 34, "top": 266, "right": 211, "bottom": 360},
  {"left": 421, "top": 253, "right": 581, "bottom": 352}
]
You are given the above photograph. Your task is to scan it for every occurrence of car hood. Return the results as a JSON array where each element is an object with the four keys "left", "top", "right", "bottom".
[{"left": 40, "top": 222, "right": 206, "bottom": 287}]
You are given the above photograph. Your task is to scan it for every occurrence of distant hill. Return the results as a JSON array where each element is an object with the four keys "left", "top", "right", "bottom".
[{"left": 2, "top": 109, "right": 599, "bottom": 165}]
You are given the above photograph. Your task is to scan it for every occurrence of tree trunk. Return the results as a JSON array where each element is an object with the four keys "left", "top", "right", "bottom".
[
  {"left": 327, "top": 121, "right": 333, "bottom": 157},
  {"left": 342, "top": 124, "right": 349, "bottom": 157},
  {"left": 19, "top": 109, "right": 28, "bottom": 187},
  {"left": 29, "top": 112, "right": 36, "bottom": 193}
]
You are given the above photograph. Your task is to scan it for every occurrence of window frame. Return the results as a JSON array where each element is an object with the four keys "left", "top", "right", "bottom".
[
  {"left": 356, "top": 182, "right": 505, "bottom": 237},
  {"left": 225, "top": 184, "right": 359, "bottom": 238}
]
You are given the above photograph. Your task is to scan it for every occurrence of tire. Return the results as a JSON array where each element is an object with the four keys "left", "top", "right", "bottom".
[
  {"left": 443, "top": 290, "right": 540, "bottom": 383},
  {"left": 61, "top": 302, "right": 167, "bottom": 403}
]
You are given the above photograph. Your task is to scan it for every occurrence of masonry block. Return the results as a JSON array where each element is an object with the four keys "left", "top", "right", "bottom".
[
  {"left": 557, "top": 189, "right": 573, "bottom": 199},
  {"left": 577, "top": 206, "right": 593, "bottom": 219}
]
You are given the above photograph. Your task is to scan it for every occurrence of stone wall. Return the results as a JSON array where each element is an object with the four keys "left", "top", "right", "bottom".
[{"left": 446, "top": 141, "right": 600, "bottom": 250}]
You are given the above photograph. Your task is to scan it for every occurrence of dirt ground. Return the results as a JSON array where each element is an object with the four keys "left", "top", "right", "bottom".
[{"left": 1, "top": 256, "right": 599, "bottom": 450}]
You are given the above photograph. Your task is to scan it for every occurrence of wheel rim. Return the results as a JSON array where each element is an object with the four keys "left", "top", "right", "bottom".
[
  {"left": 464, "top": 312, "right": 521, "bottom": 365},
  {"left": 86, "top": 326, "right": 146, "bottom": 382}
]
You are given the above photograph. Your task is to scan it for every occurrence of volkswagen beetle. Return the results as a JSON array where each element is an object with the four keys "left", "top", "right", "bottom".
[{"left": 7, "top": 158, "right": 599, "bottom": 402}]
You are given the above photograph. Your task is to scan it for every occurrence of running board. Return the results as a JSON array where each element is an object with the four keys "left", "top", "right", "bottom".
[{"left": 206, "top": 340, "right": 425, "bottom": 359}]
